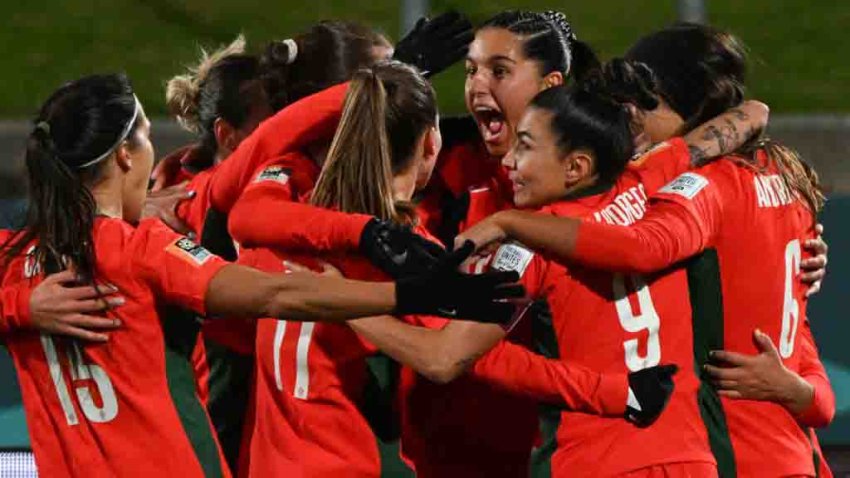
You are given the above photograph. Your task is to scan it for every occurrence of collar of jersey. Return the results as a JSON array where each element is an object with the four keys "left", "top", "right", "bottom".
[{"left": 560, "top": 179, "right": 615, "bottom": 202}]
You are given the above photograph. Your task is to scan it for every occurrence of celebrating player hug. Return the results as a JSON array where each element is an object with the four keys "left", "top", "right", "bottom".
[{"left": 0, "top": 4, "right": 841, "bottom": 478}]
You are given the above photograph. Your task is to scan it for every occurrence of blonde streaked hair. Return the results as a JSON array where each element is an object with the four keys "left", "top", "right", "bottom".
[
  {"left": 311, "top": 61, "right": 436, "bottom": 224},
  {"left": 166, "top": 35, "right": 247, "bottom": 133}
]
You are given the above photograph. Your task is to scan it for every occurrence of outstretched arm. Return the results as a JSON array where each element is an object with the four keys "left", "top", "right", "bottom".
[
  {"left": 349, "top": 315, "right": 506, "bottom": 384},
  {"left": 206, "top": 265, "right": 397, "bottom": 323},
  {"left": 209, "top": 82, "right": 349, "bottom": 213}
]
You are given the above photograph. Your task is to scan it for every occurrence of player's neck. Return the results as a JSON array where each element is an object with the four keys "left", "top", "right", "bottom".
[{"left": 88, "top": 175, "right": 124, "bottom": 219}]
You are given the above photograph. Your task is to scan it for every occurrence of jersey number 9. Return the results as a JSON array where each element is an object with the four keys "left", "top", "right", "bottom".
[{"left": 613, "top": 274, "right": 661, "bottom": 372}]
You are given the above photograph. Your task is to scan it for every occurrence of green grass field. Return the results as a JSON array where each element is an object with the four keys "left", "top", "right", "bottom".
[{"left": 3, "top": 1, "right": 848, "bottom": 116}]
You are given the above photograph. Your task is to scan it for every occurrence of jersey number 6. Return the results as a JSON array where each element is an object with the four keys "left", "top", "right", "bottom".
[
  {"left": 613, "top": 274, "right": 661, "bottom": 372},
  {"left": 779, "top": 239, "right": 802, "bottom": 358},
  {"left": 41, "top": 335, "right": 118, "bottom": 426}
]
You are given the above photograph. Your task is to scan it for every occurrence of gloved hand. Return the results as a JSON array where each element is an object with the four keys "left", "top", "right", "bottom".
[
  {"left": 625, "top": 364, "right": 678, "bottom": 427},
  {"left": 395, "top": 241, "right": 525, "bottom": 323},
  {"left": 360, "top": 218, "right": 447, "bottom": 279},
  {"left": 393, "top": 11, "right": 474, "bottom": 78}
]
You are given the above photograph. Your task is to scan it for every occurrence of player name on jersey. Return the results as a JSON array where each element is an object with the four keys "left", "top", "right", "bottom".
[
  {"left": 754, "top": 174, "right": 794, "bottom": 208},
  {"left": 592, "top": 184, "right": 648, "bottom": 226}
]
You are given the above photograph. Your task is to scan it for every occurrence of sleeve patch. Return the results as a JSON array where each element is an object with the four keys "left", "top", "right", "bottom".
[
  {"left": 491, "top": 243, "right": 534, "bottom": 276},
  {"left": 254, "top": 166, "right": 291, "bottom": 185},
  {"left": 166, "top": 237, "right": 213, "bottom": 265},
  {"left": 658, "top": 172, "right": 708, "bottom": 200}
]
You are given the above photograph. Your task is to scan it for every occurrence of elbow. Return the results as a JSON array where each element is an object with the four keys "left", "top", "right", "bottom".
[
  {"left": 740, "top": 100, "right": 770, "bottom": 131},
  {"left": 420, "top": 351, "right": 469, "bottom": 384},
  {"left": 422, "top": 363, "right": 463, "bottom": 385}
]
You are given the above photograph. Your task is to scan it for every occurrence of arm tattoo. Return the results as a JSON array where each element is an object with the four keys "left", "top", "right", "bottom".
[{"left": 688, "top": 144, "right": 709, "bottom": 167}]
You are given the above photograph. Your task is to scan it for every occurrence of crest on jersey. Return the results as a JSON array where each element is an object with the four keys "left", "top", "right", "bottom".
[
  {"left": 167, "top": 237, "right": 212, "bottom": 265},
  {"left": 659, "top": 172, "right": 708, "bottom": 200},
  {"left": 491, "top": 243, "right": 534, "bottom": 276},
  {"left": 255, "top": 166, "right": 291, "bottom": 185}
]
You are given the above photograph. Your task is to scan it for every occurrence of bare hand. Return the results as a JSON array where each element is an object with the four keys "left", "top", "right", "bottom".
[
  {"left": 30, "top": 270, "right": 125, "bottom": 342},
  {"left": 705, "top": 329, "right": 813, "bottom": 414},
  {"left": 142, "top": 182, "right": 195, "bottom": 236},
  {"left": 801, "top": 223, "right": 827, "bottom": 297},
  {"left": 454, "top": 214, "right": 508, "bottom": 256}
]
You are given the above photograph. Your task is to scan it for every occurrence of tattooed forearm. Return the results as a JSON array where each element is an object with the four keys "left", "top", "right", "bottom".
[{"left": 685, "top": 103, "right": 765, "bottom": 166}]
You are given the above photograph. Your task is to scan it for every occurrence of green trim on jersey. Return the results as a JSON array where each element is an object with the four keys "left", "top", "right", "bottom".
[
  {"left": 686, "top": 250, "right": 737, "bottom": 478},
  {"left": 203, "top": 339, "right": 253, "bottom": 472},
  {"left": 528, "top": 299, "right": 558, "bottom": 478},
  {"left": 804, "top": 427, "right": 821, "bottom": 478},
  {"left": 161, "top": 306, "right": 225, "bottom": 478}
]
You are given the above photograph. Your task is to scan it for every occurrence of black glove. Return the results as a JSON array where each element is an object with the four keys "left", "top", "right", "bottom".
[
  {"left": 393, "top": 11, "right": 474, "bottom": 78},
  {"left": 360, "top": 218, "right": 447, "bottom": 279},
  {"left": 625, "top": 364, "right": 678, "bottom": 427},
  {"left": 395, "top": 241, "right": 526, "bottom": 323}
]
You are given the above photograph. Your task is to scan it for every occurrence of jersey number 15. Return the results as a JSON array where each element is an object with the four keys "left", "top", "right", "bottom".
[{"left": 41, "top": 335, "right": 119, "bottom": 426}]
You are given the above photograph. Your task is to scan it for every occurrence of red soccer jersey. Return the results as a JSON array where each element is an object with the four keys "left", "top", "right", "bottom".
[
  {"left": 573, "top": 154, "right": 824, "bottom": 477},
  {"left": 226, "top": 151, "right": 370, "bottom": 253},
  {"left": 242, "top": 226, "right": 447, "bottom": 478},
  {"left": 399, "top": 138, "right": 696, "bottom": 477},
  {"left": 0, "top": 218, "right": 231, "bottom": 478}
]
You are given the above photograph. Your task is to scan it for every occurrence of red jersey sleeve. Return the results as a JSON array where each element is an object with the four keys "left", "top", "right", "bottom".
[
  {"left": 209, "top": 83, "right": 349, "bottom": 214},
  {"left": 131, "top": 219, "right": 229, "bottom": 316},
  {"left": 175, "top": 168, "right": 216, "bottom": 236},
  {"left": 572, "top": 165, "right": 729, "bottom": 274},
  {"left": 629, "top": 137, "right": 691, "bottom": 192},
  {"left": 471, "top": 340, "right": 627, "bottom": 415},
  {"left": 794, "top": 320, "right": 835, "bottom": 428},
  {"left": 228, "top": 162, "right": 371, "bottom": 252},
  {"left": 0, "top": 284, "right": 32, "bottom": 334}
]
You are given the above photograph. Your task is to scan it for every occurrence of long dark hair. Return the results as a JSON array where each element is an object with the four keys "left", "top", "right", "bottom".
[
  {"left": 480, "top": 10, "right": 600, "bottom": 82},
  {"left": 166, "top": 35, "right": 265, "bottom": 169},
  {"left": 529, "top": 59, "right": 659, "bottom": 185},
  {"left": 1, "top": 74, "right": 140, "bottom": 281},
  {"left": 626, "top": 23, "right": 824, "bottom": 214},
  {"left": 261, "top": 21, "right": 390, "bottom": 112},
  {"left": 311, "top": 61, "right": 437, "bottom": 224}
]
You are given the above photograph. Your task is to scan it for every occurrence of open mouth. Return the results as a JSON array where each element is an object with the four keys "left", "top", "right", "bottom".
[{"left": 473, "top": 106, "right": 507, "bottom": 145}]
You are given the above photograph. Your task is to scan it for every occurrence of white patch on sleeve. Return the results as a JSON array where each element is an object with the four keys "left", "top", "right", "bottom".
[
  {"left": 491, "top": 243, "right": 534, "bottom": 276},
  {"left": 167, "top": 237, "right": 213, "bottom": 265},
  {"left": 254, "top": 166, "right": 290, "bottom": 185},
  {"left": 658, "top": 172, "right": 709, "bottom": 200}
]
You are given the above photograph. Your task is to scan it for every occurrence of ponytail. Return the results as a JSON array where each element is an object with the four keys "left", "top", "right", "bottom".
[
  {"left": 311, "top": 61, "right": 436, "bottom": 225},
  {"left": 311, "top": 68, "right": 397, "bottom": 221},
  {"left": 2, "top": 127, "right": 99, "bottom": 279},
  {"left": 1, "top": 73, "right": 138, "bottom": 283}
]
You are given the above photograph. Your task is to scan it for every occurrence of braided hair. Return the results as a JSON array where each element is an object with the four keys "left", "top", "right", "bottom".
[{"left": 481, "top": 10, "right": 600, "bottom": 82}]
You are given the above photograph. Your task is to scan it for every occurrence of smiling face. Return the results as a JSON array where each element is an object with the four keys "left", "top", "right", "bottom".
[
  {"left": 501, "top": 106, "right": 575, "bottom": 209},
  {"left": 464, "top": 28, "right": 551, "bottom": 158}
]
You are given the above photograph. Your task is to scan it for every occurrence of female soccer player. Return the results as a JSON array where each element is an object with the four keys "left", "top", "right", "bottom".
[
  {"left": 351, "top": 63, "right": 770, "bottom": 476},
  {"left": 458, "top": 24, "right": 835, "bottom": 478},
  {"left": 0, "top": 73, "right": 519, "bottom": 478},
  {"left": 243, "top": 60, "right": 644, "bottom": 478},
  {"left": 153, "top": 35, "right": 272, "bottom": 194}
]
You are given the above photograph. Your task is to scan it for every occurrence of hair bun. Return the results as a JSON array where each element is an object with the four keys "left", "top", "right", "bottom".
[{"left": 166, "top": 35, "right": 246, "bottom": 133}]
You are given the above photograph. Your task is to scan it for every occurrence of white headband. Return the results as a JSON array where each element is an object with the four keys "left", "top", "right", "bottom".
[
  {"left": 282, "top": 38, "right": 298, "bottom": 65},
  {"left": 77, "top": 95, "right": 141, "bottom": 169}
]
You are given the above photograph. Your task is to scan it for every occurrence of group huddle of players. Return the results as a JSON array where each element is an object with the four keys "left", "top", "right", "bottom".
[{"left": 0, "top": 8, "right": 837, "bottom": 478}]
